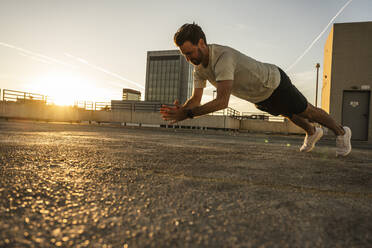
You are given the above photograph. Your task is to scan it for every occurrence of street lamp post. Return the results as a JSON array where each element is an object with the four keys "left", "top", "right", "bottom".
[
  {"left": 315, "top": 63, "right": 320, "bottom": 108},
  {"left": 212, "top": 90, "right": 217, "bottom": 116}
]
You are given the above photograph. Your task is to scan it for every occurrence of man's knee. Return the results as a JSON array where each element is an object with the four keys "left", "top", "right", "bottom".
[{"left": 297, "top": 103, "right": 315, "bottom": 119}]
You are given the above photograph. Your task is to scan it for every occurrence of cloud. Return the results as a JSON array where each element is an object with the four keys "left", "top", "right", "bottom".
[
  {"left": 18, "top": 52, "right": 54, "bottom": 65},
  {"left": 0, "top": 41, "right": 76, "bottom": 69},
  {"left": 285, "top": 0, "right": 353, "bottom": 72}
]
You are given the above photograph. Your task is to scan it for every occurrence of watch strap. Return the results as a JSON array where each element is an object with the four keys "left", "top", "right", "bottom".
[{"left": 186, "top": 109, "right": 194, "bottom": 119}]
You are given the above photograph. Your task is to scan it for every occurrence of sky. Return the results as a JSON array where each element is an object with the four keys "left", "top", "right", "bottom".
[{"left": 0, "top": 0, "right": 371, "bottom": 112}]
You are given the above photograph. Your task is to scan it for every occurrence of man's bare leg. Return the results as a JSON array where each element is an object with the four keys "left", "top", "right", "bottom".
[
  {"left": 287, "top": 103, "right": 351, "bottom": 156},
  {"left": 288, "top": 112, "right": 323, "bottom": 152},
  {"left": 288, "top": 114, "right": 315, "bottom": 135},
  {"left": 296, "top": 103, "right": 345, "bottom": 136}
]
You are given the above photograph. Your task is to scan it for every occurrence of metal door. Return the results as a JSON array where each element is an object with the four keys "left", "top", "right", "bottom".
[{"left": 342, "top": 91, "right": 370, "bottom": 140}]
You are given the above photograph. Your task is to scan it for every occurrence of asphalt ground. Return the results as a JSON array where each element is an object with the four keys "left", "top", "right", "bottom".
[{"left": 1, "top": 120, "right": 372, "bottom": 248}]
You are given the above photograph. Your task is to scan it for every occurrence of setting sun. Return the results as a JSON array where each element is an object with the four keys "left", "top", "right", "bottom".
[{"left": 30, "top": 71, "right": 104, "bottom": 106}]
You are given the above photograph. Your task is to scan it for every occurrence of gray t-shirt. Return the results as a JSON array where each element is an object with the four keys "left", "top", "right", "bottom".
[{"left": 194, "top": 44, "right": 281, "bottom": 103}]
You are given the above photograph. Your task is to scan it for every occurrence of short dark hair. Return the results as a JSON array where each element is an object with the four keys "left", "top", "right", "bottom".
[{"left": 174, "top": 22, "right": 207, "bottom": 47}]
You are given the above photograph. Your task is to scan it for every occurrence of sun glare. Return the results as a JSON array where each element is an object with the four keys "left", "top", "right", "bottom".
[{"left": 30, "top": 71, "right": 103, "bottom": 106}]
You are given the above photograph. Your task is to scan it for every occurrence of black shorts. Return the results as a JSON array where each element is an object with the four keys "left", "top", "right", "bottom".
[{"left": 255, "top": 67, "right": 308, "bottom": 118}]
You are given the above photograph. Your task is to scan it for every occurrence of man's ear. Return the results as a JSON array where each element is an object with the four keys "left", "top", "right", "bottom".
[{"left": 198, "top": 38, "right": 206, "bottom": 48}]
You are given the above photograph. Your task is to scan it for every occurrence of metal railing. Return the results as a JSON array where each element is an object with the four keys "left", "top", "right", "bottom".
[
  {"left": 211, "top": 107, "right": 241, "bottom": 119},
  {"left": 0, "top": 88, "right": 285, "bottom": 122},
  {"left": 74, "top": 101, "right": 94, "bottom": 110},
  {"left": 2, "top": 89, "right": 52, "bottom": 104},
  {"left": 241, "top": 112, "right": 285, "bottom": 122},
  {"left": 0, "top": 88, "right": 111, "bottom": 111},
  {"left": 94, "top": 102, "right": 111, "bottom": 111}
]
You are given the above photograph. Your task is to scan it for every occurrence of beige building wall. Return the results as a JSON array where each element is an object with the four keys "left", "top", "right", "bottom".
[{"left": 322, "top": 22, "right": 372, "bottom": 141}]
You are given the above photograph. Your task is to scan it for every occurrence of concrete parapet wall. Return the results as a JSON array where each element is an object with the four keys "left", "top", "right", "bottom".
[
  {"left": 0, "top": 101, "right": 299, "bottom": 133},
  {"left": 0, "top": 101, "right": 240, "bottom": 130},
  {"left": 240, "top": 119, "right": 304, "bottom": 134},
  {"left": 178, "top": 115, "right": 240, "bottom": 130},
  {"left": 0, "top": 101, "right": 88, "bottom": 122},
  {"left": 93, "top": 110, "right": 241, "bottom": 130}
]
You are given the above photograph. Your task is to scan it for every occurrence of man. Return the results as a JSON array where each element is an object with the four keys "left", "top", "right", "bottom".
[{"left": 160, "top": 23, "right": 352, "bottom": 157}]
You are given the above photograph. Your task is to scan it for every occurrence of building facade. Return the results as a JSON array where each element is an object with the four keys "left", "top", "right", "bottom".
[
  {"left": 123, "top": 88, "right": 141, "bottom": 101},
  {"left": 145, "top": 50, "right": 193, "bottom": 104},
  {"left": 322, "top": 21, "right": 372, "bottom": 141}
]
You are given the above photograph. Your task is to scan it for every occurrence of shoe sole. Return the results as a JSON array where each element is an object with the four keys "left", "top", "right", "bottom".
[
  {"left": 336, "top": 127, "right": 352, "bottom": 157},
  {"left": 300, "top": 129, "right": 323, "bottom": 152}
]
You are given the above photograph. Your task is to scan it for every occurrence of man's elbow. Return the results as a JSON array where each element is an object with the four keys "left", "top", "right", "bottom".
[{"left": 217, "top": 99, "right": 229, "bottom": 110}]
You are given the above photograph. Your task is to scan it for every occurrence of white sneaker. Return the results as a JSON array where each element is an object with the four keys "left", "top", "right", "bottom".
[
  {"left": 336, "top": 126, "right": 352, "bottom": 157},
  {"left": 300, "top": 127, "right": 323, "bottom": 152}
]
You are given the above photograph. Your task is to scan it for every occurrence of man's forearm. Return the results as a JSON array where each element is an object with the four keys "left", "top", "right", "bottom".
[
  {"left": 182, "top": 97, "right": 200, "bottom": 109},
  {"left": 189, "top": 99, "right": 227, "bottom": 118}
]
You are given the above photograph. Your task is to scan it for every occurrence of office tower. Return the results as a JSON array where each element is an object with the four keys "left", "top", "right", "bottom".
[
  {"left": 145, "top": 50, "right": 193, "bottom": 104},
  {"left": 123, "top": 88, "right": 141, "bottom": 101}
]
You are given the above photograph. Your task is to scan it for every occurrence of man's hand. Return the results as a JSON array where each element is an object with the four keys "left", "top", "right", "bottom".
[
  {"left": 160, "top": 100, "right": 187, "bottom": 124},
  {"left": 159, "top": 80, "right": 233, "bottom": 124},
  {"left": 173, "top": 99, "right": 181, "bottom": 109}
]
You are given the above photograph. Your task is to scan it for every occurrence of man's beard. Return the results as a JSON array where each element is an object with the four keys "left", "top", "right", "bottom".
[
  {"left": 191, "top": 59, "right": 201, "bottom": 65},
  {"left": 190, "top": 48, "right": 203, "bottom": 66}
]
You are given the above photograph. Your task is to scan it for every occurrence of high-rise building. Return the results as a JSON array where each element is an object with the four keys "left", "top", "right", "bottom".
[
  {"left": 322, "top": 21, "right": 372, "bottom": 141},
  {"left": 123, "top": 88, "right": 141, "bottom": 101},
  {"left": 145, "top": 50, "right": 193, "bottom": 104}
]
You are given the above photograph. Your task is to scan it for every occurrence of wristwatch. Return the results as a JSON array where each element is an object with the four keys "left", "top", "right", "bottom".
[{"left": 186, "top": 109, "right": 194, "bottom": 119}]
